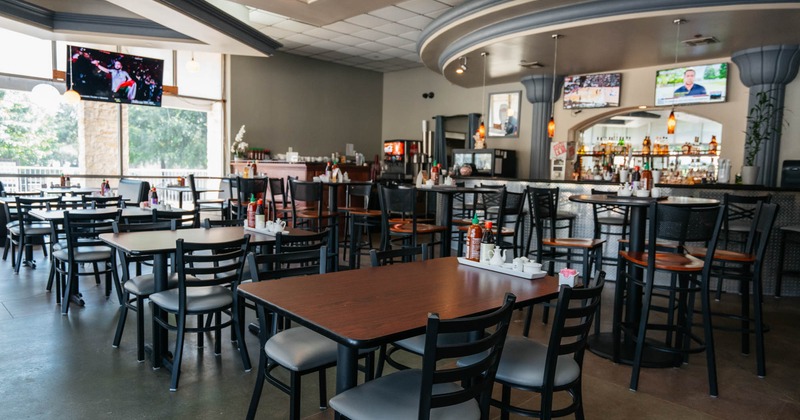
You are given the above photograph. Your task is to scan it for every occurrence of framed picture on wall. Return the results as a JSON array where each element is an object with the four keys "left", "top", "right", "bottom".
[{"left": 487, "top": 91, "right": 521, "bottom": 138}]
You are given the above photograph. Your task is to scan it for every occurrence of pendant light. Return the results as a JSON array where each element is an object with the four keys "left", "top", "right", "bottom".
[
  {"left": 478, "top": 52, "right": 488, "bottom": 140},
  {"left": 63, "top": 48, "right": 81, "bottom": 104},
  {"left": 186, "top": 52, "right": 201, "bottom": 73},
  {"left": 667, "top": 19, "right": 685, "bottom": 135},
  {"left": 548, "top": 34, "right": 560, "bottom": 138}
]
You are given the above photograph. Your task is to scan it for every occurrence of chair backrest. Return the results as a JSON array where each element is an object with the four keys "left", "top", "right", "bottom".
[
  {"left": 117, "top": 178, "right": 146, "bottom": 203},
  {"left": 152, "top": 208, "right": 199, "bottom": 229},
  {"left": 647, "top": 202, "right": 725, "bottom": 276},
  {"left": 218, "top": 178, "right": 232, "bottom": 201},
  {"left": 81, "top": 195, "right": 123, "bottom": 209},
  {"left": 63, "top": 210, "right": 118, "bottom": 257},
  {"left": 275, "top": 229, "right": 330, "bottom": 253},
  {"left": 202, "top": 218, "right": 244, "bottom": 228},
  {"left": 722, "top": 193, "right": 772, "bottom": 246},
  {"left": 247, "top": 246, "right": 328, "bottom": 281},
  {"left": 378, "top": 185, "right": 420, "bottom": 246},
  {"left": 541, "top": 272, "right": 606, "bottom": 397},
  {"left": 187, "top": 174, "right": 201, "bottom": 204},
  {"left": 345, "top": 183, "right": 372, "bottom": 210},
  {"left": 268, "top": 177, "right": 287, "bottom": 204},
  {"left": 477, "top": 184, "right": 505, "bottom": 211},
  {"left": 527, "top": 187, "right": 559, "bottom": 243},
  {"left": 289, "top": 180, "right": 323, "bottom": 224},
  {"left": 590, "top": 188, "right": 629, "bottom": 231},
  {"left": 494, "top": 189, "right": 526, "bottom": 232},
  {"left": 745, "top": 202, "right": 780, "bottom": 274},
  {"left": 236, "top": 177, "right": 269, "bottom": 217},
  {"left": 418, "top": 293, "right": 517, "bottom": 420},
  {"left": 112, "top": 220, "right": 175, "bottom": 268},
  {"left": 15, "top": 196, "right": 62, "bottom": 229},
  {"left": 175, "top": 236, "right": 250, "bottom": 291},
  {"left": 370, "top": 244, "right": 427, "bottom": 266}
]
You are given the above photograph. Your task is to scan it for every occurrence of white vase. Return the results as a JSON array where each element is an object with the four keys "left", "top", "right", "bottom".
[{"left": 741, "top": 165, "right": 759, "bottom": 185}]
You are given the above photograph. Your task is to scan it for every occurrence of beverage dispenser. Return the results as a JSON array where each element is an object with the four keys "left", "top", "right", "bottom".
[{"left": 383, "top": 139, "right": 423, "bottom": 180}]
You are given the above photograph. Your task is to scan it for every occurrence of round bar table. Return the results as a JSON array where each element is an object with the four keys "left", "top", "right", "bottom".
[{"left": 569, "top": 194, "right": 719, "bottom": 367}]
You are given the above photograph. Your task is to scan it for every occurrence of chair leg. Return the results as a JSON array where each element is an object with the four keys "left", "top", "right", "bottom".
[
  {"left": 289, "top": 372, "right": 302, "bottom": 420},
  {"left": 14, "top": 238, "right": 24, "bottom": 274},
  {"left": 170, "top": 313, "right": 186, "bottom": 392},
  {"left": 500, "top": 384, "right": 511, "bottom": 420},
  {"left": 753, "top": 271, "right": 767, "bottom": 378},
  {"left": 232, "top": 298, "right": 252, "bottom": 371},
  {"left": 2, "top": 237, "right": 9, "bottom": 261},
  {"left": 630, "top": 270, "right": 656, "bottom": 392},
  {"left": 701, "top": 278, "right": 719, "bottom": 397},
  {"left": 61, "top": 263, "right": 77, "bottom": 315},
  {"left": 775, "top": 230, "right": 787, "bottom": 298},
  {"left": 375, "top": 345, "right": 387, "bottom": 378},
  {"left": 318, "top": 368, "right": 328, "bottom": 410},
  {"left": 246, "top": 349, "right": 268, "bottom": 420},
  {"left": 740, "top": 275, "right": 750, "bottom": 356},
  {"left": 113, "top": 295, "right": 130, "bottom": 349}
]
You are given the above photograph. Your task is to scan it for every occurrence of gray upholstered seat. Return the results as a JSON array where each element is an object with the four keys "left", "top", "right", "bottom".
[
  {"left": 123, "top": 272, "right": 183, "bottom": 296},
  {"left": 53, "top": 248, "right": 113, "bottom": 262},
  {"left": 393, "top": 332, "right": 471, "bottom": 355},
  {"left": 328, "top": 369, "right": 480, "bottom": 420},
  {"left": 596, "top": 216, "right": 625, "bottom": 226},
  {"left": 265, "top": 326, "right": 338, "bottom": 371},
  {"left": 459, "top": 336, "right": 580, "bottom": 388},
  {"left": 149, "top": 285, "right": 231, "bottom": 312},
  {"left": 9, "top": 223, "right": 50, "bottom": 236}
]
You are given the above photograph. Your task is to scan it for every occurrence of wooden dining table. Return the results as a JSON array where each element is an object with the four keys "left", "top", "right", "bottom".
[
  {"left": 99, "top": 225, "right": 315, "bottom": 369},
  {"left": 238, "top": 256, "right": 560, "bottom": 395}
]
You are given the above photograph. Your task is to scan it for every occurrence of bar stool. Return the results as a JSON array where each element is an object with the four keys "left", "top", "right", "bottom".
[
  {"left": 590, "top": 188, "right": 629, "bottom": 269},
  {"left": 340, "top": 183, "right": 380, "bottom": 268},
  {"left": 378, "top": 185, "right": 446, "bottom": 257},
  {"left": 525, "top": 186, "right": 576, "bottom": 257},
  {"left": 716, "top": 193, "right": 771, "bottom": 300}
]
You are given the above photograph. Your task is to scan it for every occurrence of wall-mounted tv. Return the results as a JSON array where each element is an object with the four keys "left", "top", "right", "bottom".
[
  {"left": 655, "top": 62, "right": 727, "bottom": 107},
  {"left": 67, "top": 45, "right": 164, "bottom": 107},
  {"left": 563, "top": 72, "right": 621, "bottom": 109}
]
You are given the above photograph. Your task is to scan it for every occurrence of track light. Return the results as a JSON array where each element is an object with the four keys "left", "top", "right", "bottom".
[{"left": 456, "top": 56, "right": 467, "bottom": 74}]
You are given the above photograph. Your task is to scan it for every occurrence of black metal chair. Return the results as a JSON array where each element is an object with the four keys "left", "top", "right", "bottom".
[
  {"left": 149, "top": 236, "right": 252, "bottom": 391},
  {"left": 117, "top": 178, "right": 148, "bottom": 204},
  {"left": 188, "top": 174, "right": 226, "bottom": 218},
  {"left": 716, "top": 193, "right": 771, "bottom": 300},
  {"left": 458, "top": 274, "right": 606, "bottom": 420},
  {"left": 617, "top": 202, "right": 725, "bottom": 396},
  {"left": 590, "top": 188, "right": 630, "bottom": 268},
  {"left": 340, "top": 183, "right": 380, "bottom": 268},
  {"left": 268, "top": 177, "right": 297, "bottom": 220},
  {"left": 234, "top": 176, "right": 268, "bottom": 220},
  {"left": 152, "top": 208, "right": 199, "bottom": 229},
  {"left": 202, "top": 217, "right": 244, "bottom": 228},
  {"left": 80, "top": 195, "right": 123, "bottom": 209},
  {"left": 525, "top": 187, "right": 577, "bottom": 256},
  {"left": 378, "top": 185, "right": 446, "bottom": 257},
  {"left": 687, "top": 202, "right": 779, "bottom": 378},
  {"left": 55, "top": 210, "right": 121, "bottom": 315},
  {"left": 111, "top": 220, "right": 176, "bottom": 362},
  {"left": 329, "top": 293, "right": 517, "bottom": 420},
  {"left": 288, "top": 180, "right": 337, "bottom": 231},
  {"left": 456, "top": 188, "right": 527, "bottom": 258},
  {"left": 10, "top": 196, "right": 62, "bottom": 274}
]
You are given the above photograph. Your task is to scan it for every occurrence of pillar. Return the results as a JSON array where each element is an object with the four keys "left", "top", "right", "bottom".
[
  {"left": 731, "top": 45, "right": 800, "bottom": 186},
  {"left": 521, "top": 74, "right": 562, "bottom": 180}
]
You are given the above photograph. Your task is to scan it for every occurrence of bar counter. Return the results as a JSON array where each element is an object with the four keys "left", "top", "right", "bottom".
[{"left": 450, "top": 176, "right": 800, "bottom": 297}]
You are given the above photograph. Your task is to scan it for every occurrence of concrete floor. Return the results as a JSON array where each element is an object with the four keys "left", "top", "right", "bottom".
[{"left": 1, "top": 244, "right": 799, "bottom": 419}]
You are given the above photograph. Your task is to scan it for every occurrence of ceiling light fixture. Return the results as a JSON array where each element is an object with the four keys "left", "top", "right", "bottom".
[
  {"left": 478, "top": 52, "right": 488, "bottom": 141},
  {"left": 548, "top": 34, "right": 561, "bottom": 138},
  {"left": 186, "top": 52, "right": 201, "bottom": 73},
  {"left": 456, "top": 56, "right": 467, "bottom": 74},
  {"left": 667, "top": 19, "right": 685, "bottom": 135},
  {"left": 63, "top": 49, "right": 81, "bottom": 104}
]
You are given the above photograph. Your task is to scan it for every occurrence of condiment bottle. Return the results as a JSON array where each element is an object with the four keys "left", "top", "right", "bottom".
[
  {"left": 150, "top": 188, "right": 159, "bottom": 206},
  {"left": 465, "top": 214, "right": 483, "bottom": 261},
  {"left": 60, "top": 173, "right": 66, "bottom": 187},
  {"left": 641, "top": 162, "right": 653, "bottom": 190},
  {"left": 243, "top": 163, "right": 250, "bottom": 179},
  {"left": 255, "top": 199, "right": 266, "bottom": 229},
  {"left": 480, "top": 221, "right": 495, "bottom": 264},
  {"left": 251, "top": 160, "right": 258, "bottom": 176},
  {"left": 247, "top": 194, "right": 257, "bottom": 228}
]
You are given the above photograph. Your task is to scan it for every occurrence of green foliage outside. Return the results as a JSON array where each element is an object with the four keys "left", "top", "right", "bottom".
[
  {"left": 0, "top": 89, "right": 78, "bottom": 166},
  {"left": 128, "top": 106, "right": 208, "bottom": 169}
]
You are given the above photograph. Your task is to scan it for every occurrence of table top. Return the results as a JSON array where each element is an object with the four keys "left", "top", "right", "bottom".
[
  {"left": 238, "top": 257, "right": 560, "bottom": 347},
  {"left": 318, "top": 180, "right": 372, "bottom": 186},
  {"left": 420, "top": 185, "right": 503, "bottom": 195},
  {"left": 569, "top": 194, "right": 720, "bottom": 207},
  {"left": 162, "top": 185, "right": 222, "bottom": 194},
  {"left": 99, "top": 225, "right": 313, "bottom": 255},
  {"left": 30, "top": 208, "right": 151, "bottom": 221},
  {"left": 39, "top": 187, "right": 100, "bottom": 195}
]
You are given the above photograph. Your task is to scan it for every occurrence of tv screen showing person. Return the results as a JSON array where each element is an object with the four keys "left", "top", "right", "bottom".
[
  {"left": 673, "top": 68, "right": 707, "bottom": 97},
  {"left": 654, "top": 63, "right": 727, "bottom": 106}
]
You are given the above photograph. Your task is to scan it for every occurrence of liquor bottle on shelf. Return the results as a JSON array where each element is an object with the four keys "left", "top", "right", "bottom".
[
  {"left": 709, "top": 135, "right": 718, "bottom": 154},
  {"left": 466, "top": 214, "right": 482, "bottom": 261},
  {"left": 641, "top": 136, "right": 651, "bottom": 155}
]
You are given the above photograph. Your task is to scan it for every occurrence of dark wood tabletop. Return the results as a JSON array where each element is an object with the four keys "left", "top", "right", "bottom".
[
  {"left": 569, "top": 194, "right": 719, "bottom": 207},
  {"left": 239, "top": 256, "right": 560, "bottom": 347}
]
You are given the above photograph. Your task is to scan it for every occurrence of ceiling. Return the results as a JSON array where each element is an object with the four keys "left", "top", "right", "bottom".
[{"left": 1, "top": 0, "right": 799, "bottom": 86}]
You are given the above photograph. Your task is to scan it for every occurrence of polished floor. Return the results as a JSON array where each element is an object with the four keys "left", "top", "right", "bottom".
[{"left": 0, "top": 244, "right": 799, "bottom": 419}]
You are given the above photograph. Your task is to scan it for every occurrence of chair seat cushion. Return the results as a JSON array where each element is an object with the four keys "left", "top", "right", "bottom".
[
  {"left": 456, "top": 224, "right": 514, "bottom": 236},
  {"left": 265, "top": 326, "right": 338, "bottom": 371},
  {"left": 124, "top": 272, "right": 184, "bottom": 296},
  {"left": 781, "top": 225, "right": 800, "bottom": 234},
  {"left": 393, "top": 332, "right": 472, "bottom": 355},
  {"left": 391, "top": 223, "right": 447, "bottom": 234},
  {"left": 596, "top": 216, "right": 626, "bottom": 226},
  {"left": 620, "top": 251, "right": 704, "bottom": 272},
  {"left": 9, "top": 223, "right": 50, "bottom": 236},
  {"left": 684, "top": 246, "right": 755, "bottom": 263},
  {"left": 149, "top": 285, "right": 232, "bottom": 313},
  {"left": 328, "top": 369, "right": 480, "bottom": 420},
  {"left": 458, "top": 336, "right": 580, "bottom": 388},
  {"left": 53, "top": 247, "right": 112, "bottom": 262},
  {"left": 542, "top": 238, "right": 604, "bottom": 249}
]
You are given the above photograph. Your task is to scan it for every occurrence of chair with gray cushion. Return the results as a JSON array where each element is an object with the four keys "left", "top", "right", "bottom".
[
  {"left": 9, "top": 196, "right": 61, "bottom": 274},
  {"left": 458, "top": 273, "right": 605, "bottom": 420},
  {"left": 117, "top": 178, "right": 148, "bottom": 203},
  {"left": 329, "top": 293, "right": 517, "bottom": 420},
  {"left": 149, "top": 236, "right": 252, "bottom": 391}
]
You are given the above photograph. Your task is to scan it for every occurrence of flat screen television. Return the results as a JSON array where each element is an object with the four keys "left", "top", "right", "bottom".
[
  {"left": 563, "top": 72, "right": 621, "bottom": 109},
  {"left": 66, "top": 45, "right": 164, "bottom": 107},
  {"left": 655, "top": 62, "right": 727, "bottom": 107}
]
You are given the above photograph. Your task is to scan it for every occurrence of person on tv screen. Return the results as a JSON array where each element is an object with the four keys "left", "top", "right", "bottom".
[
  {"left": 92, "top": 59, "right": 137, "bottom": 101},
  {"left": 674, "top": 68, "right": 707, "bottom": 96}
]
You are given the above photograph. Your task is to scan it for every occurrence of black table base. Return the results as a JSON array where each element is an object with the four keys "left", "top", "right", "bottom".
[{"left": 587, "top": 333, "right": 683, "bottom": 368}]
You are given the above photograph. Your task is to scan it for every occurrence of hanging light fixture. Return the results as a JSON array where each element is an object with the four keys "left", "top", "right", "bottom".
[
  {"left": 478, "top": 52, "right": 488, "bottom": 140},
  {"left": 63, "top": 48, "right": 81, "bottom": 104},
  {"left": 667, "top": 19, "right": 685, "bottom": 135},
  {"left": 186, "top": 52, "right": 201, "bottom": 73},
  {"left": 456, "top": 56, "right": 467, "bottom": 74},
  {"left": 548, "top": 34, "right": 561, "bottom": 138}
]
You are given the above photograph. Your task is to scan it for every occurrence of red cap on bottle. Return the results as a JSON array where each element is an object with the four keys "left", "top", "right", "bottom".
[{"left": 485, "top": 221, "right": 493, "bottom": 229}]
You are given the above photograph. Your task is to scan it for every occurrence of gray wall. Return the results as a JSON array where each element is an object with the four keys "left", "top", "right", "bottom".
[{"left": 228, "top": 53, "right": 383, "bottom": 160}]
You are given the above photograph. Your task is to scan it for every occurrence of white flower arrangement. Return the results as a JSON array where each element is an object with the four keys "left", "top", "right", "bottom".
[{"left": 231, "top": 125, "right": 248, "bottom": 157}]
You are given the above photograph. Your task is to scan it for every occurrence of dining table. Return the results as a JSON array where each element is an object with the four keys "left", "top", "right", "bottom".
[
  {"left": 568, "top": 194, "right": 719, "bottom": 367},
  {"left": 39, "top": 186, "right": 101, "bottom": 196},
  {"left": 238, "top": 256, "right": 561, "bottom": 396},
  {"left": 99, "top": 225, "right": 314, "bottom": 370}
]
